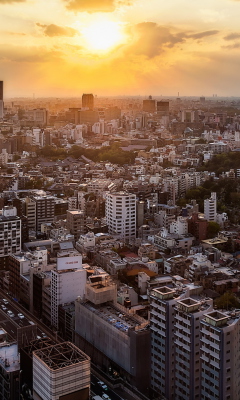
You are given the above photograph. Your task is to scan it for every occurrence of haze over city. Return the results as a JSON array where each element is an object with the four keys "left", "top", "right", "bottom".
[{"left": 1, "top": 0, "right": 240, "bottom": 97}]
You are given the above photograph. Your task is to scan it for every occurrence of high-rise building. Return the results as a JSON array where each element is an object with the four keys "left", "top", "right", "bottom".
[
  {"left": 204, "top": 192, "right": 217, "bottom": 222},
  {"left": 32, "top": 342, "right": 91, "bottom": 400},
  {"left": 51, "top": 255, "right": 86, "bottom": 328},
  {"left": 82, "top": 93, "right": 94, "bottom": 109},
  {"left": 66, "top": 210, "right": 86, "bottom": 240},
  {"left": 143, "top": 96, "right": 156, "bottom": 113},
  {"left": 0, "top": 206, "right": 21, "bottom": 271},
  {"left": 150, "top": 286, "right": 213, "bottom": 400},
  {"left": 105, "top": 192, "right": 136, "bottom": 240},
  {"left": 33, "top": 195, "right": 55, "bottom": 231},
  {"left": 201, "top": 310, "right": 240, "bottom": 400},
  {"left": 157, "top": 100, "right": 169, "bottom": 116},
  {"left": 0, "top": 81, "right": 3, "bottom": 119}
]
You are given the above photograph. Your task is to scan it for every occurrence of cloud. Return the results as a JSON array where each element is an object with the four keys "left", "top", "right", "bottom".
[
  {"left": 2, "top": 31, "right": 26, "bottom": 35},
  {"left": 0, "top": 0, "right": 25, "bottom": 3},
  {"left": 224, "top": 32, "right": 240, "bottom": 41},
  {"left": 64, "top": 0, "right": 116, "bottom": 12},
  {"left": 124, "top": 23, "right": 220, "bottom": 59},
  {"left": 222, "top": 42, "right": 240, "bottom": 49},
  {"left": 64, "top": 0, "right": 132, "bottom": 12},
  {"left": 127, "top": 22, "right": 184, "bottom": 58},
  {"left": 36, "top": 23, "right": 78, "bottom": 37},
  {"left": 187, "top": 30, "right": 219, "bottom": 40},
  {"left": 0, "top": 44, "right": 63, "bottom": 62}
]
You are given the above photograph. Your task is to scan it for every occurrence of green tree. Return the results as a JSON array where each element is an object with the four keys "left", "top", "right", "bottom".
[
  {"left": 207, "top": 221, "right": 221, "bottom": 239},
  {"left": 214, "top": 292, "right": 240, "bottom": 310}
]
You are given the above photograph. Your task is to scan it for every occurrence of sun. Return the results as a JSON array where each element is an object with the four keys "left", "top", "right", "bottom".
[{"left": 82, "top": 20, "right": 125, "bottom": 53}]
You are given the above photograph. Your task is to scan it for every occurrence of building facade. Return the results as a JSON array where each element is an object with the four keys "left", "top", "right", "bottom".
[{"left": 105, "top": 192, "right": 136, "bottom": 241}]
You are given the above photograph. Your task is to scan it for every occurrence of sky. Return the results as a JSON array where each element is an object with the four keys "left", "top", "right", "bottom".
[{"left": 1, "top": 0, "right": 240, "bottom": 97}]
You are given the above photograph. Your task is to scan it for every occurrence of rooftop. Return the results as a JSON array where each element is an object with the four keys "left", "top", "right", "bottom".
[
  {"left": 33, "top": 342, "right": 90, "bottom": 370},
  {"left": 81, "top": 301, "right": 147, "bottom": 333}
]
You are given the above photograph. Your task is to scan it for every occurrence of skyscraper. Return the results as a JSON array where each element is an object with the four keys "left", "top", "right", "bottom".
[
  {"left": 0, "top": 81, "right": 3, "bottom": 119},
  {"left": 82, "top": 93, "right": 94, "bottom": 109}
]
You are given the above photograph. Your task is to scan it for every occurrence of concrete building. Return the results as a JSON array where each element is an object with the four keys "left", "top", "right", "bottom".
[
  {"left": 25, "top": 197, "right": 37, "bottom": 230},
  {"left": 33, "top": 195, "right": 55, "bottom": 231},
  {"left": 150, "top": 286, "right": 213, "bottom": 400},
  {"left": 32, "top": 342, "right": 90, "bottom": 400},
  {"left": 105, "top": 192, "right": 136, "bottom": 241},
  {"left": 51, "top": 255, "right": 86, "bottom": 329},
  {"left": 0, "top": 206, "right": 21, "bottom": 271},
  {"left": 66, "top": 210, "right": 86, "bottom": 241},
  {"left": 169, "top": 216, "right": 188, "bottom": 235},
  {"left": 201, "top": 310, "right": 240, "bottom": 400},
  {"left": 75, "top": 295, "right": 150, "bottom": 394},
  {"left": 204, "top": 192, "right": 217, "bottom": 222},
  {"left": 0, "top": 330, "right": 20, "bottom": 400},
  {"left": 187, "top": 212, "right": 208, "bottom": 241}
]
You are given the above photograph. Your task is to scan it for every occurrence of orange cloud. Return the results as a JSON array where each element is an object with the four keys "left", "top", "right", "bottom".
[
  {"left": 64, "top": 0, "right": 132, "bottom": 12},
  {"left": 36, "top": 23, "right": 78, "bottom": 37}
]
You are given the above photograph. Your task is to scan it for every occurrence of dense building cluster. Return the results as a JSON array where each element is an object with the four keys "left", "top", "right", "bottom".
[{"left": 1, "top": 84, "right": 240, "bottom": 399}]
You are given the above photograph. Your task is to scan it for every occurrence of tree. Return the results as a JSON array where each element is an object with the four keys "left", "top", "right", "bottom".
[
  {"left": 214, "top": 292, "right": 240, "bottom": 310},
  {"left": 207, "top": 221, "right": 221, "bottom": 239}
]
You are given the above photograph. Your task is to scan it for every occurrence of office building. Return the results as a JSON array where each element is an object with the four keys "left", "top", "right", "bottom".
[
  {"left": 143, "top": 96, "right": 156, "bottom": 113},
  {"left": 0, "top": 81, "right": 3, "bottom": 119},
  {"left": 105, "top": 192, "right": 136, "bottom": 240},
  {"left": 204, "top": 192, "right": 217, "bottom": 222},
  {"left": 33, "top": 195, "right": 55, "bottom": 231},
  {"left": 82, "top": 93, "right": 94, "bottom": 109},
  {"left": 66, "top": 210, "right": 86, "bottom": 240},
  {"left": 0, "top": 206, "right": 21, "bottom": 271},
  {"left": 75, "top": 275, "right": 150, "bottom": 393},
  {"left": 51, "top": 255, "right": 86, "bottom": 329},
  {"left": 32, "top": 342, "right": 90, "bottom": 400},
  {"left": 157, "top": 100, "right": 169, "bottom": 116}
]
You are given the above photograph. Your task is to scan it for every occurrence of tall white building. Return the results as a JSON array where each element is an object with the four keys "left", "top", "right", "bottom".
[
  {"left": 105, "top": 192, "right": 136, "bottom": 240},
  {"left": 204, "top": 192, "right": 217, "bottom": 222},
  {"left": 51, "top": 255, "right": 86, "bottom": 328}
]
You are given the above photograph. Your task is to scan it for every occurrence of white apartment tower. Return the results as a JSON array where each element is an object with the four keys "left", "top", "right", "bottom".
[
  {"left": 204, "top": 192, "right": 217, "bottom": 222},
  {"left": 105, "top": 192, "right": 136, "bottom": 240},
  {"left": 51, "top": 255, "right": 86, "bottom": 328}
]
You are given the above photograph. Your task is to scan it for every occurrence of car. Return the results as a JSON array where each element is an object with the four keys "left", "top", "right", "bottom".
[
  {"left": 1, "top": 305, "right": 6, "bottom": 311},
  {"left": 102, "top": 394, "right": 110, "bottom": 400},
  {"left": 18, "top": 313, "right": 24, "bottom": 319},
  {"left": 2, "top": 299, "right": 8, "bottom": 304},
  {"left": 97, "top": 381, "right": 108, "bottom": 391},
  {"left": 7, "top": 311, "right": 14, "bottom": 317}
]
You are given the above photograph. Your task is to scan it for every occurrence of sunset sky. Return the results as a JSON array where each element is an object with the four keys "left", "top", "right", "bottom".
[{"left": 1, "top": 0, "right": 240, "bottom": 97}]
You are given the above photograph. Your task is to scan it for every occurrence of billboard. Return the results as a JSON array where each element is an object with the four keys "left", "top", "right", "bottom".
[{"left": 57, "top": 255, "right": 82, "bottom": 271}]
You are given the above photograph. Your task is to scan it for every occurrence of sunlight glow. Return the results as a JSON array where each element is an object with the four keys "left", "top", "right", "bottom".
[{"left": 82, "top": 20, "right": 124, "bottom": 52}]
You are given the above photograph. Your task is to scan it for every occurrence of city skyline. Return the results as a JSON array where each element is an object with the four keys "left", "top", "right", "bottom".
[{"left": 1, "top": 0, "right": 240, "bottom": 97}]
